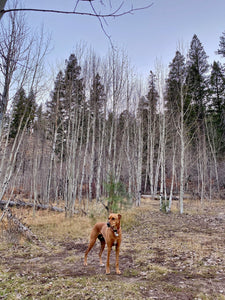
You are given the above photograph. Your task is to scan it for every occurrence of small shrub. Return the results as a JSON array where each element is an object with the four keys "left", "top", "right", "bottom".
[
  {"left": 160, "top": 199, "right": 170, "bottom": 213},
  {"left": 104, "top": 174, "right": 131, "bottom": 212}
]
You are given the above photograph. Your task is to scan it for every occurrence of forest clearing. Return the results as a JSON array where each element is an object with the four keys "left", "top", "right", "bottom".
[
  {"left": 1, "top": 198, "right": 225, "bottom": 300},
  {"left": 1, "top": 2, "right": 225, "bottom": 299}
]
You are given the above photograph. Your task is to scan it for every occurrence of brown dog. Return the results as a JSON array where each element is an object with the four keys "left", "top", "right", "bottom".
[{"left": 84, "top": 213, "right": 122, "bottom": 275}]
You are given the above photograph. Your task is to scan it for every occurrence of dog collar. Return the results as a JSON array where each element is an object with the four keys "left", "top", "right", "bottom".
[
  {"left": 107, "top": 223, "right": 120, "bottom": 236},
  {"left": 107, "top": 221, "right": 120, "bottom": 237},
  {"left": 113, "top": 230, "right": 119, "bottom": 237}
]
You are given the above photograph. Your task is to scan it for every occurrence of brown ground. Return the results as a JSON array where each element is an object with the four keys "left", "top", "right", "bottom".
[{"left": 1, "top": 199, "right": 225, "bottom": 299}]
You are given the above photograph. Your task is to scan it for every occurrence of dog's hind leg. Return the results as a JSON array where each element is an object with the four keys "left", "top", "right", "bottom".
[
  {"left": 99, "top": 239, "right": 105, "bottom": 267},
  {"left": 84, "top": 235, "right": 97, "bottom": 266}
]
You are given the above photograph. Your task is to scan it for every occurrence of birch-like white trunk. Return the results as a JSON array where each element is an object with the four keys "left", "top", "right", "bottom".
[
  {"left": 78, "top": 109, "right": 91, "bottom": 206},
  {"left": 88, "top": 112, "right": 96, "bottom": 202},
  {"left": 96, "top": 105, "right": 106, "bottom": 202},
  {"left": 136, "top": 121, "right": 143, "bottom": 206},
  {"left": 179, "top": 91, "right": 184, "bottom": 214}
]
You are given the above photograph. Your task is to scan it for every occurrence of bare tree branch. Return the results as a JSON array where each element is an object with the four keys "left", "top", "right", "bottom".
[
  {"left": 0, "top": 3, "right": 153, "bottom": 18},
  {"left": 89, "top": 0, "right": 114, "bottom": 49}
]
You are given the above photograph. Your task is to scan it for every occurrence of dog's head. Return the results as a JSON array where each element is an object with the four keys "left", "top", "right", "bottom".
[{"left": 107, "top": 213, "right": 121, "bottom": 231}]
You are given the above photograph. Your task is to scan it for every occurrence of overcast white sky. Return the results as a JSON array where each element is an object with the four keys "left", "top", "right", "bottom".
[{"left": 7, "top": 0, "right": 225, "bottom": 76}]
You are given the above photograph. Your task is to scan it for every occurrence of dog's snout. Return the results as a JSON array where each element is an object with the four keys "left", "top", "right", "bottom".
[{"left": 107, "top": 222, "right": 110, "bottom": 227}]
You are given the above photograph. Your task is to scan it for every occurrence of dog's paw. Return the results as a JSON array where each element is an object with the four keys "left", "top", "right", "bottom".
[
  {"left": 116, "top": 270, "right": 121, "bottom": 275},
  {"left": 100, "top": 263, "right": 105, "bottom": 267}
]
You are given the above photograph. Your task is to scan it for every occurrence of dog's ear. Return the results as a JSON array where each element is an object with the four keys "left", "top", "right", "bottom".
[{"left": 118, "top": 214, "right": 122, "bottom": 220}]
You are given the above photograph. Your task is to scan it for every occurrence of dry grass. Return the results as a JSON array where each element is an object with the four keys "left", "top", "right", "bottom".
[{"left": 1, "top": 198, "right": 225, "bottom": 299}]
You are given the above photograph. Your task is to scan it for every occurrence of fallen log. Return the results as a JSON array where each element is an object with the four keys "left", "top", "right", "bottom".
[
  {"left": 141, "top": 194, "right": 179, "bottom": 201},
  {"left": 5, "top": 208, "right": 40, "bottom": 243},
  {"left": 0, "top": 199, "right": 64, "bottom": 212}
]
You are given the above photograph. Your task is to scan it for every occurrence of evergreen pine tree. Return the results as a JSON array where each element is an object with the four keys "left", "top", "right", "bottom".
[
  {"left": 146, "top": 70, "right": 159, "bottom": 116},
  {"left": 166, "top": 51, "right": 186, "bottom": 116},
  {"left": 46, "top": 54, "right": 85, "bottom": 156},
  {"left": 27, "top": 89, "right": 37, "bottom": 125},
  {"left": 186, "top": 34, "right": 209, "bottom": 128},
  {"left": 64, "top": 53, "right": 84, "bottom": 114},
  {"left": 217, "top": 31, "right": 225, "bottom": 57},
  {"left": 10, "top": 88, "right": 36, "bottom": 138},
  {"left": 46, "top": 70, "right": 65, "bottom": 132},
  {"left": 46, "top": 54, "right": 84, "bottom": 129},
  {"left": 90, "top": 73, "right": 105, "bottom": 118},
  {"left": 209, "top": 61, "right": 225, "bottom": 154}
]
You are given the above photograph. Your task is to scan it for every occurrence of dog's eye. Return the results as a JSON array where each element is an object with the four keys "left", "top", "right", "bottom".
[{"left": 112, "top": 217, "right": 115, "bottom": 220}]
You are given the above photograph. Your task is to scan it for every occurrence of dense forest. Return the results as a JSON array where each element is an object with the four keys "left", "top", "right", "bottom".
[{"left": 0, "top": 9, "right": 225, "bottom": 215}]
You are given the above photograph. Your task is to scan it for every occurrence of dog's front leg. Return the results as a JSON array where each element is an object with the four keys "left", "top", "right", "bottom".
[
  {"left": 106, "top": 245, "right": 112, "bottom": 274},
  {"left": 115, "top": 243, "right": 121, "bottom": 274}
]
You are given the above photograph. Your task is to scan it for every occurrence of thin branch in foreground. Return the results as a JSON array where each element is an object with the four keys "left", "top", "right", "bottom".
[
  {"left": 0, "top": 3, "right": 153, "bottom": 18},
  {"left": 89, "top": 0, "right": 114, "bottom": 49}
]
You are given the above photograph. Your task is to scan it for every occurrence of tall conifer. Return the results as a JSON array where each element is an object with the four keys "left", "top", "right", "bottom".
[
  {"left": 10, "top": 88, "right": 36, "bottom": 138},
  {"left": 166, "top": 51, "right": 186, "bottom": 116},
  {"left": 209, "top": 61, "right": 225, "bottom": 154},
  {"left": 186, "top": 34, "right": 209, "bottom": 127},
  {"left": 217, "top": 31, "right": 225, "bottom": 57}
]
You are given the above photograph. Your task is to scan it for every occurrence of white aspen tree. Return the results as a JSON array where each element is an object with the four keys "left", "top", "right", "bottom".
[
  {"left": 96, "top": 99, "right": 106, "bottom": 202},
  {"left": 136, "top": 119, "right": 143, "bottom": 206},
  {"left": 0, "top": 7, "right": 49, "bottom": 131},
  {"left": 65, "top": 107, "right": 81, "bottom": 216},
  {"left": 88, "top": 107, "right": 96, "bottom": 201},
  {"left": 126, "top": 111, "right": 133, "bottom": 197},
  {"left": 166, "top": 49, "right": 188, "bottom": 214},
  {"left": 0, "top": 112, "right": 30, "bottom": 203},
  {"left": 144, "top": 121, "right": 150, "bottom": 193},
  {"left": 46, "top": 86, "right": 62, "bottom": 205},
  {"left": 32, "top": 139, "right": 39, "bottom": 217},
  {"left": 111, "top": 52, "right": 118, "bottom": 178},
  {"left": 46, "top": 125, "right": 57, "bottom": 204},
  {"left": 159, "top": 112, "right": 164, "bottom": 210},
  {"left": 124, "top": 74, "right": 134, "bottom": 196},
  {"left": 178, "top": 81, "right": 193, "bottom": 213},
  {"left": 60, "top": 53, "right": 85, "bottom": 216},
  {"left": 146, "top": 71, "right": 159, "bottom": 196},
  {"left": 0, "top": 112, "right": 13, "bottom": 178},
  {"left": 205, "top": 118, "right": 220, "bottom": 194},
  {"left": 195, "top": 127, "right": 207, "bottom": 203},
  {"left": 198, "top": 130, "right": 208, "bottom": 202},
  {"left": 71, "top": 108, "right": 85, "bottom": 214},
  {"left": 105, "top": 53, "right": 115, "bottom": 180},
  {"left": 87, "top": 55, "right": 101, "bottom": 202},
  {"left": 149, "top": 115, "right": 157, "bottom": 197},
  {"left": 153, "top": 143, "right": 161, "bottom": 198},
  {"left": 0, "top": 9, "right": 26, "bottom": 127},
  {"left": 64, "top": 108, "right": 74, "bottom": 216},
  {"left": 78, "top": 108, "right": 91, "bottom": 206},
  {"left": 168, "top": 139, "right": 176, "bottom": 212},
  {"left": 135, "top": 88, "right": 145, "bottom": 206},
  {"left": 118, "top": 64, "right": 135, "bottom": 193},
  {"left": 156, "top": 63, "right": 166, "bottom": 209},
  {"left": 106, "top": 50, "right": 126, "bottom": 180},
  {"left": 116, "top": 117, "right": 128, "bottom": 184},
  {"left": 179, "top": 89, "right": 185, "bottom": 214}
]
